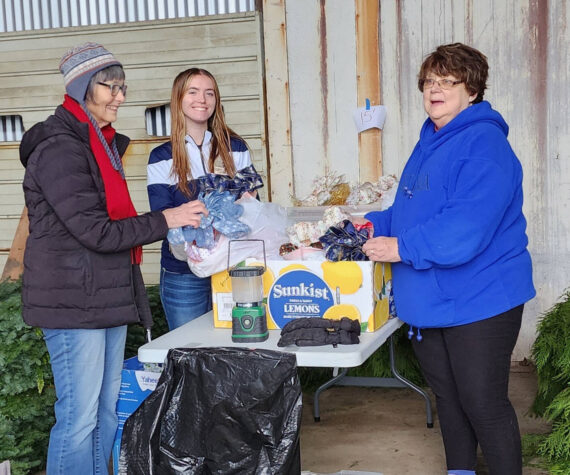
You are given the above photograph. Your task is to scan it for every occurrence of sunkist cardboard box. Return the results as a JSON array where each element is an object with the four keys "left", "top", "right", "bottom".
[{"left": 212, "top": 259, "right": 394, "bottom": 333}]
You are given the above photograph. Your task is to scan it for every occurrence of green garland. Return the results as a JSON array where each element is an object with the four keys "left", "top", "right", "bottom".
[
  {"left": 0, "top": 281, "right": 167, "bottom": 474},
  {"left": 528, "top": 290, "right": 570, "bottom": 471},
  {"left": 0, "top": 279, "right": 55, "bottom": 475},
  {"left": 347, "top": 325, "right": 425, "bottom": 383}
]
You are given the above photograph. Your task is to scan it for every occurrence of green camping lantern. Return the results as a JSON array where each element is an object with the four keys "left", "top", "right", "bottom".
[{"left": 228, "top": 240, "right": 269, "bottom": 343}]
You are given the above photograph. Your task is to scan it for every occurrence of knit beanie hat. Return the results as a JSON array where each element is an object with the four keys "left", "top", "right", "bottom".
[{"left": 59, "top": 42, "right": 122, "bottom": 103}]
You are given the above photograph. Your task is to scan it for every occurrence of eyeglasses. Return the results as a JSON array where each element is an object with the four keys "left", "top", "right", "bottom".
[
  {"left": 421, "top": 78, "right": 463, "bottom": 90},
  {"left": 97, "top": 82, "right": 128, "bottom": 97}
]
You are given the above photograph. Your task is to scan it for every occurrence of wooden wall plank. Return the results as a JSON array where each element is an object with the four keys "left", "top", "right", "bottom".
[
  {"left": 355, "top": 0, "right": 382, "bottom": 180},
  {"left": 261, "top": 0, "right": 293, "bottom": 205}
]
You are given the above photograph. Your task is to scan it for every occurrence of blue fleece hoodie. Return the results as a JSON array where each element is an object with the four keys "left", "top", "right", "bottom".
[{"left": 365, "top": 101, "right": 535, "bottom": 328}]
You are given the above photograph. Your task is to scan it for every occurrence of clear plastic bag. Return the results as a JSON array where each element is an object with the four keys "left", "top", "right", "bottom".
[{"left": 184, "top": 194, "right": 289, "bottom": 277}]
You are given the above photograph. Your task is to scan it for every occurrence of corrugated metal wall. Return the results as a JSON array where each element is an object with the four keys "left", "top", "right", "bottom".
[
  {"left": 0, "top": 0, "right": 255, "bottom": 32},
  {"left": 285, "top": 0, "right": 569, "bottom": 359}
]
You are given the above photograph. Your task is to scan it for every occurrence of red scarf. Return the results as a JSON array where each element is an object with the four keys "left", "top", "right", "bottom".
[{"left": 62, "top": 94, "right": 142, "bottom": 264}]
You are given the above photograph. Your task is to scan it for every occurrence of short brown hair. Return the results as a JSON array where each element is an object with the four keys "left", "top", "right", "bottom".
[{"left": 418, "top": 43, "right": 488, "bottom": 103}]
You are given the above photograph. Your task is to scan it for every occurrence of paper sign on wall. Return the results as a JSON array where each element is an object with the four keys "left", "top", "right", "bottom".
[{"left": 353, "top": 104, "right": 387, "bottom": 133}]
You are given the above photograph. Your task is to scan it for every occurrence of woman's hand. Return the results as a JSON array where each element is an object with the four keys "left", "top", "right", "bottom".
[
  {"left": 162, "top": 200, "right": 208, "bottom": 229},
  {"left": 362, "top": 236, "right": 401, "bottom": 262}
]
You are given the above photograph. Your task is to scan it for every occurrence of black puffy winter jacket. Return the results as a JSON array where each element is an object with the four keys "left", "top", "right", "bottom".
[{"left": 20, "top": 105, "right": 169, "bottom": 329}]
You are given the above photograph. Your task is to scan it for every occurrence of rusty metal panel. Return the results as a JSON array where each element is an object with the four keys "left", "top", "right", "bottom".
[
  {"left": 286, "top": 0, "right": 357, "bottom": 200},
  {"left": 283, "top": 0, "right": 569, "bottom": 357},
  {"left": 377, "top": 0, "right": 569, "bottom": 359}
]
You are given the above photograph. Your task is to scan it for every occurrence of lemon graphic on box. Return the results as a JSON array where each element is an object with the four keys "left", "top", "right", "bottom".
[
  {"left": 374, "top": 262, "right": 393, "bottom": 298},
  {"left": 279, "top": 263, "right": 309, "bottom": 275},
  {"left": 370, "top": 262, "right": 392, "bottom": 330},
  {"left": 374, "top": 262, "right": 384, "bottom": 296},
  {"left": 321, "top": 261, "right": 362, "bottom": 321},
  {"left": 321, "top": 261, "right": 363, "bottom": 294},
  {"left": 370, "top": 297, "right": 389, "bottom": 331}
]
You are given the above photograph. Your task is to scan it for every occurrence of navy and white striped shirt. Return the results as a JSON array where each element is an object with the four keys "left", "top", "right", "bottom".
[{"left": 147, "top": 131, "right": 252, "bottom": 273}]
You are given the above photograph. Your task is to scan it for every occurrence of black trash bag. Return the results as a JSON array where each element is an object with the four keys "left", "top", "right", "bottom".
[{"left": 119, "top": 347, "right": 302, "bottom": 475}]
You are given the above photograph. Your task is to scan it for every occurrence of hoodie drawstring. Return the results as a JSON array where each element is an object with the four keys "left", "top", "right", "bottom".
[{"left": 408, "top": 325, "right": 423, "bottom": 342}]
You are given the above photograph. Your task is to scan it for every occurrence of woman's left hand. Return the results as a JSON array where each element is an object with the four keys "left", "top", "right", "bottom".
[{"left": 362, "top": 237, "right": 401, "bottom": 262}]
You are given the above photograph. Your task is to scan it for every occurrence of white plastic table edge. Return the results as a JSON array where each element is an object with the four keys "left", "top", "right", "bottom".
[{"left": 138, "top": 312, "right": 403, "bottom": 368}]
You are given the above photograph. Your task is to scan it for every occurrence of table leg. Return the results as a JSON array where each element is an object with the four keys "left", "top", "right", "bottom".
[
  {"left": 389, "top": 335, "right": 434, "bottom": 428},
  {"left": 313, "top": 368, "right": 349, "bottom": 422},
  {"left": 310, "top": 335, "right": 434, "bottom": 428}
]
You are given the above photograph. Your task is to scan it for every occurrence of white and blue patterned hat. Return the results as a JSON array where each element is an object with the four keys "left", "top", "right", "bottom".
[{"left": 59, "top": 42, "right": 122, "bottom": 103}]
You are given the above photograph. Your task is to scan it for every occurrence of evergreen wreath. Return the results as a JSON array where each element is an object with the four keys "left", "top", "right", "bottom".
[
  {"left": 0, "top": 279, "right": 55, "bottom": 475},
  {"left": 0, "top": 281, "right": 168, "bottom": 474},
  {"left": 527, "top": 290, "right": 570, "bottom": 471}
]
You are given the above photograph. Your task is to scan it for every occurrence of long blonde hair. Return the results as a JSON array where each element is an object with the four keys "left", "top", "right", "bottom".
[{"left": 170, "top": 68, "right": 242, "bottom": 196}]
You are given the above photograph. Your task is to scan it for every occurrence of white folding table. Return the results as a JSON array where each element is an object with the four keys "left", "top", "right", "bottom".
[{"left": 138, "top": 312, "right": 433, "bottom": 426}]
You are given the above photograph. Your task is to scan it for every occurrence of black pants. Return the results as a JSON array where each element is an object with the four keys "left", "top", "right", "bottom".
[{"left": 412, "top": 305, "right": 523, "bottom": 475}]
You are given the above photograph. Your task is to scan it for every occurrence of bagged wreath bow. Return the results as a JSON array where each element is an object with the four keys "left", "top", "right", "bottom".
[
  {"left": 167, "top": 190, "right": 250, "bottom": 249},
  {"left": 196, "top": 164, "right": 264, "bottom": 197},
  {"left": 319, "top": 219, "right": 370, "bottom": 261}
]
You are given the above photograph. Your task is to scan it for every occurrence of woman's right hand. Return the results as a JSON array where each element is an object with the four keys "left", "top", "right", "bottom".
[{"left": 162, "top": 200, "right": 208, "bottom": 229}]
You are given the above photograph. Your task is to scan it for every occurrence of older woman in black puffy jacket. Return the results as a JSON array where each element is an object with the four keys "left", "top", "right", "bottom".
[{"left": 19, "top": 43, "right": 206, "bottom": 475}]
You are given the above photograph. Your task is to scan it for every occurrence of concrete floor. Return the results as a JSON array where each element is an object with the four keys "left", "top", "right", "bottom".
[
  {"left": 33, "top": 364, "right": 549, "bottom": 475},
  {"left": 299, "top": 363, "right": 551, "bottom": 475}
]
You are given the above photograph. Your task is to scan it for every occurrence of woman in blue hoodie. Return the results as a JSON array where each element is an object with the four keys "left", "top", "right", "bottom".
[{"left": 361, "top": 43, "right": 534, "bottom": 475}]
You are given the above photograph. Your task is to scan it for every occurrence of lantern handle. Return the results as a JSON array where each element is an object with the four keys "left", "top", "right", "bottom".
[{"left": 227, "top": 239, "right": 266, "bottom": 272}]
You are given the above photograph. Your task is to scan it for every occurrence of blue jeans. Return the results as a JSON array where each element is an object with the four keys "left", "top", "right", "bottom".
[
  {"left": 160, "top": 268, "right": 212, "bottom": 330},
  {"left": 42, "top": 326, "right": 127, "bottom": 475}
]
